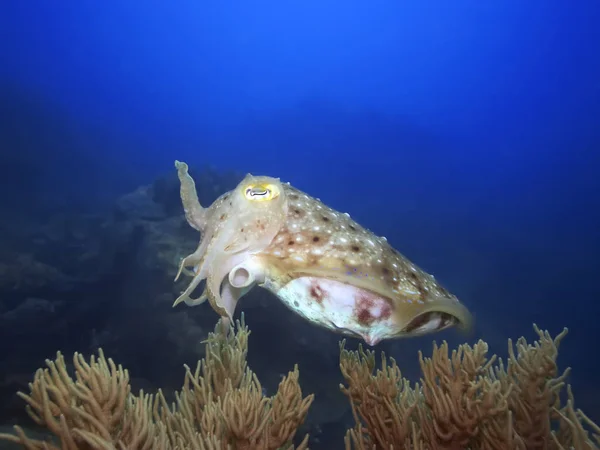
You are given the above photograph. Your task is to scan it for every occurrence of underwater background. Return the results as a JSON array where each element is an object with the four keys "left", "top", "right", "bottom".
[{"left": 1, "top": 1, "right": 599, "bottom": 448}]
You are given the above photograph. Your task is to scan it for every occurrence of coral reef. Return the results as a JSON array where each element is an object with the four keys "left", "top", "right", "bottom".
[
  {"left": 340, "top": 325, "right": 600, "bottom": 450},
  {"left": 0, "top": 317, "right": 314, "bottom": 450},
  {"left": 1, "top": 322, "right": 598, "bottom": 449}
]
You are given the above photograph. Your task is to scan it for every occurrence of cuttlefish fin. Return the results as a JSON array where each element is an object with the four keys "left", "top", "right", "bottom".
[
  {"left": 175, "top": 160, "right": 206, "bottom": 231},
  {"left": 393, "top": 295, "right": 474, "bottom": 335}
]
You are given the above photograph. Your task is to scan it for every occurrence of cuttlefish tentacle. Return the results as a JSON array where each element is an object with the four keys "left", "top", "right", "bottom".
[{"left": 175, "top": 160, "right": 206, "bottom": 230}]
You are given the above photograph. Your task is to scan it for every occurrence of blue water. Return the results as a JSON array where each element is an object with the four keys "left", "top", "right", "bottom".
[{"left": 1, "top": 0, "right": 599, "bottom": 445}]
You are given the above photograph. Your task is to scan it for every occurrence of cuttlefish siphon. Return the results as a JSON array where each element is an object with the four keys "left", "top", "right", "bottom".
[{"left": 172, "top": 160, "right": 472, "bottom": 346}]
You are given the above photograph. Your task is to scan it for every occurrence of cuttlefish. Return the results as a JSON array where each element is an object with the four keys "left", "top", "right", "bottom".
[{"left": 172, "top": 161, "right": 472, "bottom": 345}]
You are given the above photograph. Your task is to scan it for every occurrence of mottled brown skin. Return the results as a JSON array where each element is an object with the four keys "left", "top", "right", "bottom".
[{"left": 264, "top": 188, "right": 452, "bottom": 293}]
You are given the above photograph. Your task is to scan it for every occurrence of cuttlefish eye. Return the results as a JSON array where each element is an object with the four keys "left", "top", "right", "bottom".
[{"left": 244, "top": 184, "right": 279, "bottom": 201}]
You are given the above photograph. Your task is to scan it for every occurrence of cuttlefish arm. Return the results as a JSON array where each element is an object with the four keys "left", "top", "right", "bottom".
[
  {"left": 175, "top": 160, "right": 206, "bottom": 231},
  {"left": 172, "top": 249, "right": 247, "bottom": 312},
  {"left": 172, "top": 162, "right": 288, "bottom": 323},
  {"left": 172, "top": 160, "right": 209, "bottom": 286},
  {"left": 174, "top": 235, "right": 211, "bottom": 282},
  {"left": 172, "top": 266, "right": 208, "bottom": 307},
  {"left": 172, "top": 228, "right": 237, "bottom": 309}
]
